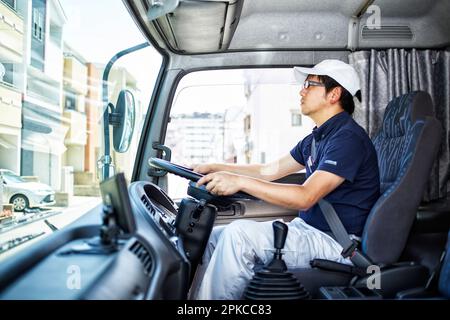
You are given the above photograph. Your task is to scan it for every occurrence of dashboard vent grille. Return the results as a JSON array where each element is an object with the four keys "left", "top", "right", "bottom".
[
  {"left": 361, "top": 25, "right": 413, "bottom": 40},
  {"left": 130, "top": 241, "right": 153, "bottom": 276},
  {"left": 141, "top": 195, "right": 155, "bottom": 215}
]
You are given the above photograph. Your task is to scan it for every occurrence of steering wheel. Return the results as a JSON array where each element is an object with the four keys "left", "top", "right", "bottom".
[{"left": 148, "top": 157, "right": 256, "bottom": 206}]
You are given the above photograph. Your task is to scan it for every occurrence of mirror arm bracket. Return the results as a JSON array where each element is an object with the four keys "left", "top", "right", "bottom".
[
  {"left": 109, "top": 113, "right": 121, "bottom": 126},
  {"left": 100, "top": 42, "right": 150, "bottom": 180},
  {"left": 147, "top": 143, "right": 172, "bottom": 177}
]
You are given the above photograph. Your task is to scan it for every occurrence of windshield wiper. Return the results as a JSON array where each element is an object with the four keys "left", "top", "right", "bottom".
[
  {"left": 44, "top": 219, "right": 58, "bottom": 232},
  {"left": 0, "top": 232, "right": 46, "bottom": 254}
]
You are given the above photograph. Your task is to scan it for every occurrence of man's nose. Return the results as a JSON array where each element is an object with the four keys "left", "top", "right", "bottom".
[{"left": 300, "top": 87, "right": 307, "bottom": 97}]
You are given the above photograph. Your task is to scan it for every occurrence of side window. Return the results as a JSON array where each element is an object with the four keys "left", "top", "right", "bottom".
[
  {"left": 166, "top": 69, "right": 315, "bottom": 200},
  {"left": 0, "top": 0, "right": 162, "bottom": 261}
]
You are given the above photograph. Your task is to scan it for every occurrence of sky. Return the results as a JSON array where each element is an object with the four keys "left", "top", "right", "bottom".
[
  {"left": 59, "top": 0, "right": 162, "bottom": 104},
  {"left": 60, "top": 0, "right": 151, "bottom": 62}
]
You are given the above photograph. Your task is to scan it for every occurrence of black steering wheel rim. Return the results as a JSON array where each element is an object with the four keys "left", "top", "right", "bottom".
[
  {"left": 148, "top": 157, "right": 256, "bottom": 203},
  {"left": 149, "top": 157, "right": 203, "bottom": 182}
]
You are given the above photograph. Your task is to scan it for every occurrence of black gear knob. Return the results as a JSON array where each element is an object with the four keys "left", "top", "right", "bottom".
[{"left": 273, "top": 221, "right": 288, "bottom": 250}]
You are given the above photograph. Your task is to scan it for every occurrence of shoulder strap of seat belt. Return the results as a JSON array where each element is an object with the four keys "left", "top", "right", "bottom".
[{"left": 311, "top": 138, "right": 372, "bottom": 268}]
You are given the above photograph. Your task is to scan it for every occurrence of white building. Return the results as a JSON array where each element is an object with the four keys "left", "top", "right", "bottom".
[
  {"left": 19, "top": 0, "right": 67, "bottom": 190},
  {"left": 0, "top": 0, "right": 25, "bottom": 174},
  {"left": 168, "top": 112, "right": 225, "bottom": 164},
  {"left": 241, "top": 69, "right": 315, "bottom": 165}
]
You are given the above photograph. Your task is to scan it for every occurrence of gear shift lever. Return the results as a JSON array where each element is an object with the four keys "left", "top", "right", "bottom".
[
  {"left": 243, "top": 220, "right": 310, "bottom": 299},
  {"left": 266, "top": 221, "right": 288, "bottom": 272}
]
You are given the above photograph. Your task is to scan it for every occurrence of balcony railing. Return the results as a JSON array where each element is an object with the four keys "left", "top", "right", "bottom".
[{"left": 0, "top": 81, "right": 21, "bottom": 128}]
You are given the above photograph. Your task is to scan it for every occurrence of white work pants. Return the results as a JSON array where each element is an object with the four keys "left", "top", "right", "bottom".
[{"left": 190, "top": 217, "right": 352, "bottom": 300}]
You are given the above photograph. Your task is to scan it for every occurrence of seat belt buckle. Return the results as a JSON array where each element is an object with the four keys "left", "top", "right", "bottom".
[{"left": 340, "top": 240, "right": 359, "bottom": 259}]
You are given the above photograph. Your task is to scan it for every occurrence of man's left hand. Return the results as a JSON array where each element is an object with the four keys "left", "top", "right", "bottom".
[{"left": 196, "top": 172, "right": 243, "bottom": 196}]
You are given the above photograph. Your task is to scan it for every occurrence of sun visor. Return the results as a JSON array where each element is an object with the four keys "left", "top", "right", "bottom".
[{"left": 151, "top": 0, "right": 243, "bottom": 53}]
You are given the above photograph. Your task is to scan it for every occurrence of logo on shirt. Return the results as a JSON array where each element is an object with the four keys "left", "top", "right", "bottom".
[{"left": 324, "top": 160, "right": 337, "bottom": 166}]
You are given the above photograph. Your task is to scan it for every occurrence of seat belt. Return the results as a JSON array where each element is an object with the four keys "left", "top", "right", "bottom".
[
  {"left": 425, "top": 246, "right": 447, "bottom": 290},
  {"left": 311, "top": 138, "right": 372, "bottom": 268}
]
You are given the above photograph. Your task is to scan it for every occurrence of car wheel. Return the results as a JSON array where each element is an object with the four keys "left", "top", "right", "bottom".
[{"left": 10, "top": 194, "right": 30, "bottom": 212}]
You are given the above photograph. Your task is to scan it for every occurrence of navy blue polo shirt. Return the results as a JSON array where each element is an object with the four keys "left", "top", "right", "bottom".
[{"left": 290, "top": 111, "right": 380, "bottom": 236}]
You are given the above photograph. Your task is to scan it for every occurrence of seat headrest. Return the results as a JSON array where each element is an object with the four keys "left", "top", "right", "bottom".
[{"left": 381, "top": 91, "right": 434, "bottom": 138}]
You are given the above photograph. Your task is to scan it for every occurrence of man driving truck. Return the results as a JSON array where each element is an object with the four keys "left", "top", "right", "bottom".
[{"left": 189, "top": 59, "right": 380, "bottom": 300}]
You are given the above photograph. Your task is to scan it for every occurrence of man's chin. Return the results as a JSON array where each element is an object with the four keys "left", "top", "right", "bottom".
[{"left": 300, "top": 103, "right": 307, "bottom": 115}]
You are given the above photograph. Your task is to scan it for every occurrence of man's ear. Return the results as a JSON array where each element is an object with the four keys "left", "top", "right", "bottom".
[{"left": 328, "top": 86, "right": 342, "bottom": 104}]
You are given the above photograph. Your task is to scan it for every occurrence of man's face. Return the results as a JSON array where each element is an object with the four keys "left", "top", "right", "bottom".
[{"left": 299, "top": 75, "right": 327, "bottom": 116}]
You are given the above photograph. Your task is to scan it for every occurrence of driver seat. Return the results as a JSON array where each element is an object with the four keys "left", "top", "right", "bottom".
[{"left": 290, "top": 91, "right": 442, "bottom": 297}]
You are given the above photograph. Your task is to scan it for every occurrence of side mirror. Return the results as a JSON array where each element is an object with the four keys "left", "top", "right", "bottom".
[{"left": 110, "top": 89, "right": 136, "bottom": 153}]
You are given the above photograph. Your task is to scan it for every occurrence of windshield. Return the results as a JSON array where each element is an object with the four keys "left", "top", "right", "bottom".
[
  {"left": 2, "top": 171, "right": 25, "bottom": 184},
  {"left": 0, "top": 0, "right": 162, "bottom": 260},
  {"left": 166, "top": 69, "right": 314, "bottom": 200}
]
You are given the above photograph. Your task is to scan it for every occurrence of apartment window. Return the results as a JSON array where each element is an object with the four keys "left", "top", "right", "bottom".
[
  {"left": 32, "top": 8, "right": 45, "bottom": 42},
  {"left": 0, "top": 63, "right": 14, "bottom": 85},
  {"left": 291, "top": 111, "right": 302, "bottom": 126},
  {"left": 65, "top": 94, "right": 76, "bottom": 110},
  {"left": 1, "top": 0, "right": 16, "bottom": 10}
]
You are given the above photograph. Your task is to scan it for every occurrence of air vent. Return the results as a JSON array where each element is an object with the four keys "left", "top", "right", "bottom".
[
  {"left": 130, "top": 241, "right": 153, "bottom": 276},
  {"left": 361, "top": 25, "right": 413, "bottom": 40},
  {"left": 141, "top": 195, "right": 155, "bottom": 215}
]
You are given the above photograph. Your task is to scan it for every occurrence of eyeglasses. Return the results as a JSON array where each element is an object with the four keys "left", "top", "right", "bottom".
[{"left": 302, "top": 80, "right": 325, "bottom": 90}]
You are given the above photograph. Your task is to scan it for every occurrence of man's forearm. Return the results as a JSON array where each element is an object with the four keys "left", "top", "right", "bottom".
[
  {"left": 212, "top": 163, "right": 273, "bottom": 180},
  {"left": 238, "top": 175, "right": 313, "bottom": 210}
]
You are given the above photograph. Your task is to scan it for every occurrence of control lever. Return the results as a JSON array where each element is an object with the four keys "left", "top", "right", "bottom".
[
  {"left": 266, "top": 221, "right": 288, "bottom": 272},
  {"left": 243, "top": 220, "right": 310, "bottom": 299}
]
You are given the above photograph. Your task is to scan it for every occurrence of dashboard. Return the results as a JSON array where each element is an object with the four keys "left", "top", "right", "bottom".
[{"left": 0, "top": 180, "right": 216, "bottom": 300}]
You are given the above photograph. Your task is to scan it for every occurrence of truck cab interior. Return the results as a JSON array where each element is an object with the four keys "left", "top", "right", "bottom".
[{"left": 0, "top": 0, "right": 449, "bottom": 300}]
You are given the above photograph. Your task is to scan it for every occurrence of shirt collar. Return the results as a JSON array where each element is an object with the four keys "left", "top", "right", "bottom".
[{"left": 312, "top": 111, "right": 350, "bottom": 141}]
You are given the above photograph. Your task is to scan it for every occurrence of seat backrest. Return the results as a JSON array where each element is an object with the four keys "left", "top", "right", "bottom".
[{"left": 361, "top": 91, "right": 442, "bottom": 264}]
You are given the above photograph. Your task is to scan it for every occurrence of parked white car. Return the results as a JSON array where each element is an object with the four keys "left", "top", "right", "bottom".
[{"left": 0, "top": 169, "right": 55, "bottom": 212}]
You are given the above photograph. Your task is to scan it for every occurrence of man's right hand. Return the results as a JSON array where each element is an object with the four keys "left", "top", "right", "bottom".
[{"left": 191, "top": 163, "right": 218, "bottom": 175}]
